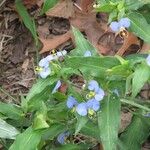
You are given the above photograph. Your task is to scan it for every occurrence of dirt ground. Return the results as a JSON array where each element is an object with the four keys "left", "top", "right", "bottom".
[{"left": 0, "top": 0, "right": 150, "bottom": 149}]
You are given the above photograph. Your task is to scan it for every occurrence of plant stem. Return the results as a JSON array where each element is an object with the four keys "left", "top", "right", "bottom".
[{"left": 120, "top": 98, "right": 150, "bottom": 112}]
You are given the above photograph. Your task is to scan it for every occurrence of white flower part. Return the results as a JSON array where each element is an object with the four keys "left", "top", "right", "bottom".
[
  {"left": 56, "top": 50, "right": 67, "bottom": 57},
  {"left": 39, "top": 58, "right": 49, "bottom": 68},
  {"left": 146, "top": 54, "right": 150, "bottom": 66},
  {"left": 46, "top": 55, "right": 55, "bottom": 62},
  {"left": 39, "top": 67, "right": 51, "bottom": 78}
]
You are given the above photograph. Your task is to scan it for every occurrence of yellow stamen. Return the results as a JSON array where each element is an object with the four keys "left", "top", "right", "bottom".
[
  {"left": 35, "top": 66, "right": 43, "bottom": 72},
  {"left": 88, "top": 109, "right": 95, "bottom": 116},
  {"left": 86, "top": 91, "right": 96, "bottom": 99}
]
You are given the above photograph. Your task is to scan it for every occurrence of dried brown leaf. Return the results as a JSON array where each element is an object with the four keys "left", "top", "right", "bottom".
[
  {"left": 40, "top": 31, "right": 71, "bottom": 54},
  {"left": 46, "top": 0, "right": 75, "bottom": 19},
  {"left": 116, "top": 32, "right": 140, "bottom": 56}
]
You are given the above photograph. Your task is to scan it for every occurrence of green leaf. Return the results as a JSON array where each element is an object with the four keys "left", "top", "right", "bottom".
[
  {"left": 26, "top": 75, "right": 57, "bottom": 102},
  {"left": 15, "top": 0, "right": 38, "bottom": 44},
  {"left": 132, "top": 64, "right": 150, "bottom": 97},
  {"left": 98, "top": 94, "right": 121, "bottom": 150},
  {"left": 41, "top": 0, "right": 59, "bottom": 14},
  {"left": 125, "top": 0, "right": 144, "bottom": 10},
  {"left": 128, "top": 12, "right": 150, "bottom": 44},
  {"left": 71, "top": 27, "right": 97, "bottom": 56},
  {"left": 42, "top": 124, "right": 65, "bottom": 140},
  {"left": 33, "top": 114, "right": 49, "bottom": 130},
  {"left": 9, "top": 127, "right": 41, "bottom": 150},
  {"left": 81, "top": 122, "right": 100, "bottom": 140},
  {"left": 0, "top": 118, "right": 19, "bottom": 139},
  {"left": 55, "top": 144, "right": 88, "bottom": 150},
  {"left": 120, "top": 115, "right": 150, "bottom": 150},
  {"left": 0, "top": 102, "right": 24, "bottom": 120},
  {"left": 75, "top": 116, "right": 88, "bottom": 135},
  {"left": 95, "top": 3, "right": 116, "bottom": 13}
]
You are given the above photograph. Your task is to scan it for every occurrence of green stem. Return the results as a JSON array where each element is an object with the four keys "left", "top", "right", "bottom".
[{"left": 120, "top": 99, "right": 150, "bottom": 112}]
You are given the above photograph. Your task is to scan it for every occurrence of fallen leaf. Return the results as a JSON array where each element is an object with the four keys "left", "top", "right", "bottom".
[
  {"left": 22, "top": 0, "right": 37, "bottom": 8},
  {"left": 39, "top": 0, "right": 107, "bottom": 54},
  {"left": 140, "top": 42, "right": 150, "bottom": 53},
  {"left": 116, "top": 32, "right": 140, "bottom": 56},
  {"left": 46, "top": 0, "right": 75, "bottom": 19},
  {"left": 40, "top": 31, "right": 71, "bottom": 54}
]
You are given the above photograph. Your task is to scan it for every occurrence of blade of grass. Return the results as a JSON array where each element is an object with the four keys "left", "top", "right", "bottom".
[{"left": 15, "top": 0, "right": 38, "bottom": 45}]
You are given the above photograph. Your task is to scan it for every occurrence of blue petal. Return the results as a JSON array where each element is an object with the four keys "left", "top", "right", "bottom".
[
  {"left": 95, "top": 88, "right": 105, "bottom": 101},
  {"left": 39, "top": 67, "right": 51, "bottom": 78},
  {"left": 110, "top": 21, "right": 120, "bottom": 32},
  {"left": 84, "top": 51, "right": 92, "bottom": 57},
  {"left": 119, "top": 18, "right": 130, "bottom": 28},
  {"left": 57, "top": 131, "right": 70, "bottom": 144},
  {"left": 52, "top": 80, "right": 61, "bottom": 93},
  {"left": 88, "top": 80, "right": 99, "bottom": 92},
  {"left": 45, "top": 55, "right": 54, "bottom": 61},
  {"left": 76, "top": 103, "right": 87, "bottom": 116},
  {"left": 86, "top": 99, "right": 100, "bottom": 111},
  {"left": 66, "top": 96, "right": 78, "bottom": 109},
  {"left": 146, "top": 54, "right": 150, "bottom": 66},
  {"left": 39, "top": 58, "right": 49, "bottom": 68}
]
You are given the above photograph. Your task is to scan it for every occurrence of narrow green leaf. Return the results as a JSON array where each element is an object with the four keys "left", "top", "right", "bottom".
[
  {"left": 128, "top": 12, "right": 150, "bottom": 43},
  {"left": 9, "top": 127, "right": 41, "bottom": 150},
  {"left": 120, "top": 115, "right": 150, "bottom": 150},
  {"left": 15, "top": 0, "right": 38, "bottom": 44},
  {"left": 132, "top": 64, "right": 150, "bottom": 97},
  {"left": 98, "top": 94, "right": 121, "bottom": 150},
  {"left": 75, "top": 116, "right": 88, "bottom": 135},
  {"left": 42, "top": 124, "right": 65, "bottom": 140},
  {"left": 0, "top": 102, "right": 24, "bottom": 120},
  {"left": 71, "top": 27, "right": 97, "bottom": 56},
  {"left": 120, "top": 99, "right": 150, "bottom": 112},
  {"left": 41, "top": 0, "right": 59, "bottom": 14},
  {"left": 0, "top": 118, "right": 19, "bottom": 139},
  {"left": 26, "top": 75, "right": 57, "bottom": 102}
]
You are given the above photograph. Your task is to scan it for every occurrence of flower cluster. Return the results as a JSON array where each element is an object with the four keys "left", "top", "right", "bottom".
[
  {"left": 35, "top": 50, "right": 67, "bottom": 78},
  {"left": 110, "top": 18, "right": 131, "bottom": 32},
  {"left": 66, "top": 80, "right": 105, "bottom": 116},
  {"left": 146, "top": 54, "right": 150, "bottom": 66}
]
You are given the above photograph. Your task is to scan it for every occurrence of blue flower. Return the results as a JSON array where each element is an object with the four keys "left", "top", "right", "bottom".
[
  {"left": 84, "top": 51, "right": 92, "bottom": 57},
  {"left": 66, "top": 96, "right": 78, "bottom": 109},
  {"left": 86, "top": 99, "right": 100, "bottom": 111},
  {"left": 76, "top": 102, "right": 87, "bottom": 116},
  {"left": 87, "top": 80, "right": 105, "bottom": 101},
  {"left": 110, "top": 21, "right": 120, "bottom": 32},
  {"left": 52, "top": 80, "right": 61, "bottom": 93},
  {"left": 119, "top": 18, "right": 130, "bottom": 28},
  {"left": 110, "top": 18, "right": 131, "bottom": 32},
  {"left": 57, "top": 131, "right": 70, "bottom": 144},
  {"left": 88, "top": 80, "right": 99, "bottom": 91},
  {"left": 36, "top": 50, "right": 67, "bottom": 78},
  {"left": 146, "top": 54, "right": 150, "bottom": 66}
]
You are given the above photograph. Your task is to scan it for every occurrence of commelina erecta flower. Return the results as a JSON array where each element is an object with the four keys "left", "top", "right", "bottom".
[
  {"left": 87, "top": 80, "right": 105, "bottom": 101},
  {"left": 66, "top": 96, "right": 78, "bottom": 109},
  {"left": 57, "top": 131, "right": 70, "bottom": 144},
  {"left": 110, "top": 17, "right": 131, "bottom": 32},
  {"left": 146, "top": 54, "right": 150, "bottom": 66},
  {"left": 36, "top": 50, "right": 67, "bottom": 78}
]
